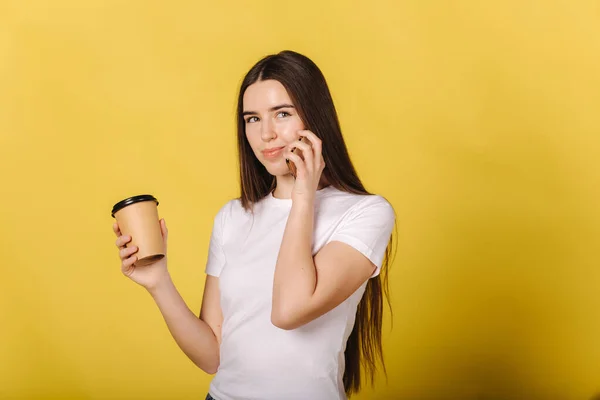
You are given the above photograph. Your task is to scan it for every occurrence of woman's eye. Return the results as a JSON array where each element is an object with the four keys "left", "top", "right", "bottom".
[
  {"left": 277, "top": 111, "right": 290, "bottom": 118},
  {"left": 246, "top": 116, "right": 258, "bottom": 123}
]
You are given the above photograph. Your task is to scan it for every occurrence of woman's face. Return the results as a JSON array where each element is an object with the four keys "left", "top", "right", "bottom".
[{"left": 242, "top": 79, "right": 305, "bottom": 177}]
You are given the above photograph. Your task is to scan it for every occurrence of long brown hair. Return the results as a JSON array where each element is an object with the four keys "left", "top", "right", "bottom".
[{"left": 235, "top": 50, "right": 396, "bottom": 396}]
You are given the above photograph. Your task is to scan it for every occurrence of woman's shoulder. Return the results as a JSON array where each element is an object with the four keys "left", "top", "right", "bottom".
[
  {"left": 206, "top": 197, "right": 250, "bottom": 238},
  {"left": 322, "top": 189, "right": 396, "bottom": 235},
  {"left": 322, "top": 186, "right": 394, "bottom": 212},
  {"left": 213, "top": 197, "right": 245, "bottom": 221}
]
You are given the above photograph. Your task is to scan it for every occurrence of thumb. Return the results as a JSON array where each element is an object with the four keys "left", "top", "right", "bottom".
[{"left": 160, "top": 218, "right": 168, "bottom": 248}]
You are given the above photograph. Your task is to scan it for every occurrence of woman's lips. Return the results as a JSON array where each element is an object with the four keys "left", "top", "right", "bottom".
[{"left": 262, "top": 146, "right": 285, "bottom": 159}]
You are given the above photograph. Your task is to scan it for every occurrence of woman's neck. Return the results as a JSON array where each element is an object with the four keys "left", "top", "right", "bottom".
[{"left": 272, "top": 175, "right": 329, "bottom": 199}]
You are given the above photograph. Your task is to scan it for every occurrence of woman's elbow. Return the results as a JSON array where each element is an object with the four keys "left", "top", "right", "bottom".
[
  {"left": 199, "top": 362, "right": 219, "bottom": 375},
  {"left": 270, "top": 307, "right": 306, "bottom": 330},
  {"left": 194, "top": 356, "right": 220, "bottom": 375}
]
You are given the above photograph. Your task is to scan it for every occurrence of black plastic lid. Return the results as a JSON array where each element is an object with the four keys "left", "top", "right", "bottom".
[{"left": 111, "top": 194, "right": 159, "bottom": 217}]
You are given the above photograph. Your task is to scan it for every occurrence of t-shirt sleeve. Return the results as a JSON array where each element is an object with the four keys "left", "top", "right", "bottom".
[
  {"left": 328, "top": 195, "right": 395, "bottom": 278},
  {"left": 204, "top": 203, "right": 229, "bottom": 277}
]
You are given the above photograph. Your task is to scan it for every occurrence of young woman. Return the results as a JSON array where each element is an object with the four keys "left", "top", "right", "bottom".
[{"left": 113, "top": 50, "right": 396, "bottom": 400}]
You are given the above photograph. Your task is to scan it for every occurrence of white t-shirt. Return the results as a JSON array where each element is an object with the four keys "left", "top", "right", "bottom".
[{"left": 204, "top": 185, "right": 395, "bottom": 400}]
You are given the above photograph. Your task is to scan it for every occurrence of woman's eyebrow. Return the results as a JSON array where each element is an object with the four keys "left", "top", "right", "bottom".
[{"left": 242, "top": 104, "right": 295, "bottom": 116}]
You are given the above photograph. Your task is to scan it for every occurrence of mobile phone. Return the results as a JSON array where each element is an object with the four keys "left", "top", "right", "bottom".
[{"left": 286, "top": 136, "right": 312, "bottom": 178}]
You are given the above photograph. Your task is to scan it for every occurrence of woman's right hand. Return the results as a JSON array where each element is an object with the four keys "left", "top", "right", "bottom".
[{"left": 113, "top": 219, "right": 170, "bottom": 291}]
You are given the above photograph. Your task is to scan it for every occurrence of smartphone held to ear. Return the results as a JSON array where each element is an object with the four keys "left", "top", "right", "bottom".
[{"left": 286, "top": 136, "right": 312, "bottom": 178}]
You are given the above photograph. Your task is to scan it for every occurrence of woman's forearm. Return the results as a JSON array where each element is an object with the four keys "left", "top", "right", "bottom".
[
  {"left": 148, "top": 276, "right": 220, "bottom": 374},
  {"left": 272, "top": 199, "right": 317, "bottom": 326}
]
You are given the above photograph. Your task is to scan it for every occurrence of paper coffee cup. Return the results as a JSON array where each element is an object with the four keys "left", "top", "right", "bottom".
[{"left": 111, "top": 194, "right": 165, "bottom": 267}]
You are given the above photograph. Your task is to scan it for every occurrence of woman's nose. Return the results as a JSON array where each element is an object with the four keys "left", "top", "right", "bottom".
[{"left": 261, "top": 119, "right": 276, "bottom": 141}]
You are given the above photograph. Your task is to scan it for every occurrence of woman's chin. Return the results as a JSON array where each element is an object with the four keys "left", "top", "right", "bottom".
[
  {"left": 269, "top": 170, "right": 293, "bottom": 178},
  {"left": 264, "top": 163, "right": 291, "bottom": 177}
]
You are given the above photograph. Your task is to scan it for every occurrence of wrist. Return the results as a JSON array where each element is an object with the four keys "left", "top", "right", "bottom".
[
  {"left": 291, "top": 195, "right": 315, "bottom": 211},
  {"left": 146, "top": 272, "right": 174, "bottom": 298}
]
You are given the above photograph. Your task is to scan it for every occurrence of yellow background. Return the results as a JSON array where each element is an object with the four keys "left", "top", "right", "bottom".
[{"left": 1, "top": 1, "right": 599, "bottom": 399}]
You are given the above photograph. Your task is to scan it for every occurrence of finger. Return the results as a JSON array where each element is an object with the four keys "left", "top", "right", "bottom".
[
  {"left": 122, "top": 255, "right": 138, "bottom": 272},
  {"left": 119, "top": 245, "right": 138, "bottom": 260},
  {"left": 298, "top": 130, "right": 322, "bottom": 171},
  {"left": 299, "top": 130, "right": 322, "bottom": 156},
  {"left": 113, "top": 222, "right": 122, "bottom": 237},
  {"left": 160, "top": 218, "right": 168, "bottom": 250},
  {"left": 115, "top": 235, "right": 132, "bottom": 249},
  {"left": 160, "top": 219, "right": 168, "bottom": 238},
  {"left": 289, "top": 139, "right": 314, "bottom": 172},
  {"left": 286, "top": 152, "right": 306, "bottom": 178},
  {"left": 288, "top": 138, "right": 312, "bottom": 155}
]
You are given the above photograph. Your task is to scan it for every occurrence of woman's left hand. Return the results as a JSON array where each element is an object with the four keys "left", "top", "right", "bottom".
[{"left": 285, "top": 130, "right": 326, "bottom": 202}]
